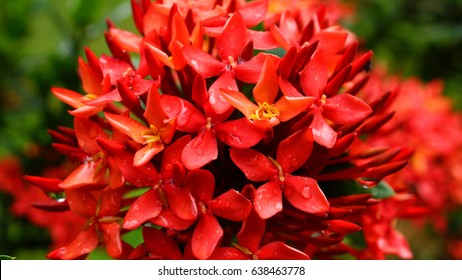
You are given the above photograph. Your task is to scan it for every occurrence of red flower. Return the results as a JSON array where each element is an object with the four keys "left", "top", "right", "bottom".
[{"left": 231, "top": 127, "right": 329, "bottom": 219}]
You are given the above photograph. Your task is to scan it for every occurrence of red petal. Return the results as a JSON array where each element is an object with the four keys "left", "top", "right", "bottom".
[
  {"left": 325, "top": 220, "right": 362, "bottom": 235},
  {"left": 234, "top": 52, "right": 269, "bottom": 84},
  {"left": 279, "top": 76, "right": 303, "bottom": 97},
  {"left": 59, "top": 159, "right": 107, "bottom": 190},
  {"left": 134, "top": 142, "right": 164, "bottom": 167},
  {"left": 230, "top": 148, "right": 277, "bottom": 182},
  {"left": 208, "top": 71, "right": 238, "bottom": 115},
  {"left": 256, "top": 241, "right": 310, "bottom": 260},
  {"left": 84, "top": 47, "right": 103, "bottom": 80},
  {"left": 247, "top": 30, "right": 278, "bottom": 50},
  {"left": 144, "top": 84, "right": 168, "bottom": 128},
  {"left": 333, "top": 41, "right": 358, "bottom": 76},
  {"left": 100, "top": 222, "right": 123, "bottom": 258},
  {"left": 98, "top": 187, "right": 124, "bottom": 217},
  {"left": 348, "top": 50, "right": 373, "bottom": 81},
  {"left": 51, "top": 87, "right": 82, "bottom": 109},
  {"left": 215, "top": 117, "right": 265, "bottom": 148},
  {"left": 74, "top": 117, "right": 107, "bottom": 155},
  {"left": 191, "top": 74, "right": 208, "bottom": 107},
  {"left": 31, "top": 200, "right": 69, "bottom": 212},
  {"left": 313, "top": 30, "right": 348, "bottom": 55},
  {"left": 254, "top": 180, "right": 283, "bottom": 219},
  {"left": 283, "top": 175, "right": 329, "bottom": 214},
  {"left": 300, "top": 49, "right": 327, "bottom": 99},
  {"left": 24, "top": 176, "right": 62, "bottom": 193},
  {"left": 163, "top": 180, "right": 198, "bottom": 221},
  {"left": 143, "top": 4, "right": 169, "bottom": 35},
  {"left": 106, "top": 145, "right": 159, "bottom": 187},
  {"left": 182, "top": 44, "right": 225, "bottom": 78},
  {"left": 104, "top": 112, "right": 147, "bottom": 144},
  {"left": 192, "top": 214, "right": 223, "bottom": 260},
  {"left": 208, "top": 189, "right": 252, "bottom": 221},
  {"left": 150, "top": 208, "right": 195, "bottom": 230},
  {"left": 208, "top": 247, "right": 248, "bottom": 260},
  {"left": 99, "top": 55, "right": 134, "bottom": 85},
  {"left": 78, "top": 57, "right": 102, "bottom": 96},
  {"left": 328, "top": 132, "right": 357, "bottom": 157},
  {"left": 239, "top": 0, "right": 268, "bottom": 27},
  {"left": 161, "top": 95, "right": 207, "bottom": 132},
  {"left": 275, "top": 95, "right": 314, "bottom": 122},
  {"left": 160, "top": 135, "right": 190, "bottom": 178},
  {"left": 188, "top": 169, "right": 216, "bottom": 203},
  {"left": 270, "top": 24, "right": 291, "bottom": 50},
  {"left": 277, "top": 127, "right": 313, "bottom": 174},
  {"left": 220, "top": 88, "right": 257, "bottom": 119},
  {"left": 323, "top": 94, "right": 373, "bottom": 124},
  {"left": 143, "top": 227, "right": 182, "bottom": 260},
  {"left": 310, "top": 109, "right": 337, "bottom": 148},
  {"left": 253, "top": 56, "right": 279, "bottom": 104},
  {"left": 65, "top": 189, "right": 97, "bottom": 218},
  {"left": 123, "top": 188, "right": 163, "bottom": 230},
  {"left": 216, "top": 12, "right": 247, "bottom": 60},
  {"left": 325, "top": 64, "right": 351, "bottom": 97},
  {"left": 58, "top": 225, "right": 99, "bottom": 260},
  {"left": 182, "top": 129, "right": 218, "bottom": 170},
  {"left": 109, "top": 27, "right": 142, "bottom": 52},
  {"left": 237, "top": 209, "right": 265, "bottom": 253}
]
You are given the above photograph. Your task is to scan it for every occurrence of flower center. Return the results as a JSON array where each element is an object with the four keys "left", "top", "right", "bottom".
[
  {"left": 250, "top": 102, "right": 280, "bottom": 121},
  {"left": 141, "top": 125, "right": 161, "bottom": 146}
]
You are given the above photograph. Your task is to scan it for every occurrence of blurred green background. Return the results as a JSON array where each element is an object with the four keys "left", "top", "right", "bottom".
[{"left": 0, "top": 0, "right": 461, "bottom": 259}]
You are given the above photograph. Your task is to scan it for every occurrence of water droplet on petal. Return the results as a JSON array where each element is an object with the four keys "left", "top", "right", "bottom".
[
  {"left": 301, "top": 187, "right": 311, "bottom": 199},
  {"left": 225, "top": 201, "right": 230, "bottom": 208},
  {"left": 291, "top": 158, "right": 299, "bottom": 167},
  {"left": 196, "top": 149, "right": 203, "bottom": 155},
  {"left": 274, "top": 202, "right": 283, "bottom": 210}
]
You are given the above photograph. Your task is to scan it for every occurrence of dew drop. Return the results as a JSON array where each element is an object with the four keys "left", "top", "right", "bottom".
[
  {"left": 225, "top": 201, "right": 230, "bottom": 207},
  {"left": 196, "top": 149, "right": 203, "bottom": 155},
  {"left": 301, "top": 187, "right": 311, "bottom": 199},
  {"left": 291, "top": 158, "right": 299, "bottom": 167},
  {"left": 274, "top": 202, "right": 283, "bottom": 210}
]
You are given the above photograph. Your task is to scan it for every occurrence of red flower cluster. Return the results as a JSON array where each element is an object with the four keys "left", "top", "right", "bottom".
[
  {"left": 21, "top": 0, "right": 416, "bottom": 260},
  {"left": 362, "top": 71, "right": 462, "bottom": 258}
]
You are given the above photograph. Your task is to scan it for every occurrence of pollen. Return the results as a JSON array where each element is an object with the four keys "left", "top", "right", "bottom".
[{"left": 250, "top": 102, "right": 280, "bottom": 121}]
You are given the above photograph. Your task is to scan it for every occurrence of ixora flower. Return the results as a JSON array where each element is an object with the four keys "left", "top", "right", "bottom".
[{"left": 21, "top": 0, "right": 426, "bottom": 260}]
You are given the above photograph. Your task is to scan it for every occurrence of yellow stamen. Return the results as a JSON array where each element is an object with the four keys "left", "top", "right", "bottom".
[
  {"left": 198, "top": 201, "right": 207, "bottom": 215},
  {"left": 321, "top": 94, "right": 327, "bottom": 105},
  {"left": 250, "top": 102, "right": 280, "bottom": 121},
  {"left": 268, "top": 156, "right": 285, "bottom": 182},
  {"left": 141, "top": 125, "right": 161, "bottom": 145},
  {"left": 228, "top": 56, "right": 237, "bottom": 68},
  {"left": 232, "top": 242, "right": 253, "bottom": 256},
  {"left": 83, "top": 93, "right": 98, "bottom": 100},
  {"left": 206, "top": 117, "right": 212, "bottom": 130}
]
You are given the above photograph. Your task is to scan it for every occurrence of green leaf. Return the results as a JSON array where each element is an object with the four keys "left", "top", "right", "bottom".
[
  {"left": 320, "top": 179, "right": 395, "bottom": 199},
  {"left": 0, "top": 255, "right": 16, "bottom": 260},
  {"left": 370, "top": 180, "right": 396, "bottom": 199}
]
